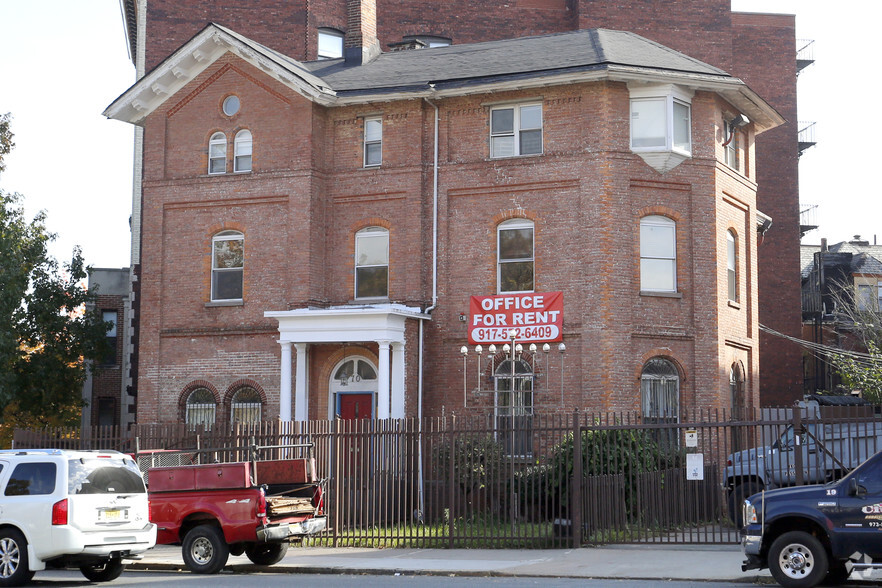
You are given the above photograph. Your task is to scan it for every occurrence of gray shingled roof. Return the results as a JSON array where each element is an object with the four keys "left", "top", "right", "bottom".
[
  {"left": 299, "top": 28, "right": 730, "bottom": 95},
  {"left": 801, "top": 241, "right": 882, "bottom": 279}
]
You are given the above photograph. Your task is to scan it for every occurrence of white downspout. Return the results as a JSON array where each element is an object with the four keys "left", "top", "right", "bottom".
[{"left": 417, "top": 94, "right": 440, "bottom": 522}]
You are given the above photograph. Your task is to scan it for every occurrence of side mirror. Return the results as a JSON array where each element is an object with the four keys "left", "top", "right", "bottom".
[{"left": 849, "top": 478, "right": 866, "bottom": 498}]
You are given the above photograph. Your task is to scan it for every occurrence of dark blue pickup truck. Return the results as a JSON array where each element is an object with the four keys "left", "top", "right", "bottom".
[{"left": 741, "top": 450, "right": 882, "bottom": 587}]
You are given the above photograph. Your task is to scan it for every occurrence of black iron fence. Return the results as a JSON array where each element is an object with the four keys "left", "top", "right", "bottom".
[{"left": 13, "top": 404, "right": 882, "bottom": 547}]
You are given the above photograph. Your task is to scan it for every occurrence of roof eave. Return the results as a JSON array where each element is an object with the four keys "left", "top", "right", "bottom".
[{"left": 103, "top": 24, "right": 336, "bottom": 125}]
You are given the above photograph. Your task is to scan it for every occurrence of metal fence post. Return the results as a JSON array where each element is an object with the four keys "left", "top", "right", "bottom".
[
  {"left": 571, "top": 410, "right": 583, "bottom": 548},
  {"left": 793, "top": 408, "right": 804, "bottom": 486}
]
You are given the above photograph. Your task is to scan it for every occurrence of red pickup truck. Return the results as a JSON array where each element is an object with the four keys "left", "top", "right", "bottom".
[{"left": 144, "top": 445, "right": 326, "bottom": 574}]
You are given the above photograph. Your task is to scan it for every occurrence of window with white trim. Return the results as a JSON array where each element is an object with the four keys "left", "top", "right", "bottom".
[
  {"left": 234, "top": 130, "right": 252, "bottom": 173},
  {"left": 355, "top": 227, "right": 389, "bottom": 299},
  {"left": 490, "top": 103, "right": 542, "bottom": 158},
  {"left": 211, "top": 230, "right": 244, "bottom": 301},
  {"left": 209, "top": 132, "right": 226, "bottom": 174},
  {"left": 724, "top": 122, "right": 739, "bottom": 170},
  {"left": 629, "top": 84, "right": 693, "bottom": 173},
  {"left": 727, "top": 230, "right": 738, "bottom": 302},
  {"left": 318, "top": 28, "right": 344, "bottom": 59},
  {"left": 497, "top": 219, "right": 534, "bottom": 293},
  {"left": 641, "top": 358, "right": 679, "bottom": 447},
  {"left": 640, "top": 215, "right": 676, "bottom": 293},
  {"left": 363, "top": 117, "right": 382, "bottom": 167},
  {"left": 857, "top": 284, "right": 875, "bottom": 311}
]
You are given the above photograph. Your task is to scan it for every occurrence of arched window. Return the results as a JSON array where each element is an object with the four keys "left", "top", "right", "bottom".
[
  {"left": 234, "top": 130, "right": 252, "bottom": 172},
  {"left": 185, "top": 387, "right": 216, "bottom": 430},
  {"left": 494, "top": 353, "right": 534, "bottom": 456},
  {"left": 497, "top": 219, "right": 534, "bottom": 293},
  {"left": 355, "top": 227, "right": 389, "bottom": 299},
  {"left": 640, "top": 215, "right": 676, "bottom": 292},
  {"left": 727, "top": 230, "right": 738, "bottom": 302},
  {"left": 209, "top": 132, "right": 226, "bottom": 174},
  {"left": 212, "top": 230, "right": 244, "bottom": 301},
  {"left": 230, "top": 386, "right": 262, "bottom": 424},
  {"left": 641, "top": 358, "right": 680, "bottom": 446}
]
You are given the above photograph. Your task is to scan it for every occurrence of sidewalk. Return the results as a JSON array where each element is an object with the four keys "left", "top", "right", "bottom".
[{"left": 132, "top": 544, "right": 774, "bottom": 582}]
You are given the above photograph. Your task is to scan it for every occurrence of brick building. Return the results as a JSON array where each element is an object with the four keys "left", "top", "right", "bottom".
[
  {"left": 82, "top": 268, "right": 132, "bottom": 427},
  {"left": 108, "top": 0, "right": 801, "bottom": 428}
]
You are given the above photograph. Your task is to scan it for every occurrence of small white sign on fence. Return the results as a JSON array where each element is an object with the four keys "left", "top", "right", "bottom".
[
  {"left": 686, "top": 453, "right": 704, "bottom": 480},
  {"left": 685, "top": 429, "right": 698, "bottom": 447}
]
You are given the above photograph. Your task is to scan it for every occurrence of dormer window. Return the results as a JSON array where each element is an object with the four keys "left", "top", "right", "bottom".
[
  {"left": 318, "top": 28, "right": 344, "bottom": 59},
  {"left": 629, "top": 84, "right": 693, "bottom": 173}
]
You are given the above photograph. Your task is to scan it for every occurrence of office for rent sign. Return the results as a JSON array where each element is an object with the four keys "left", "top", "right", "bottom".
[{"left": 468, "top": 291, "right": 563, "bottom": 344}]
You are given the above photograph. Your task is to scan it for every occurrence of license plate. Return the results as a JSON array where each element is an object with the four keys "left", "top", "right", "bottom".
[{"left": 102, "top": 508, "right": 122, "bottom": 521}]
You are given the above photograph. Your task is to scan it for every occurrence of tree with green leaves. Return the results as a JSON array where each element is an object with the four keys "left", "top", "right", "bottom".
[{"left": 0, "top": 115, "right": 111, "bottom": 447}]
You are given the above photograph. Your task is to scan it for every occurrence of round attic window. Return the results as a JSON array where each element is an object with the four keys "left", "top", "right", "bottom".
[{"left": 222, "top": 95, "right": 240, "bottom": 116}]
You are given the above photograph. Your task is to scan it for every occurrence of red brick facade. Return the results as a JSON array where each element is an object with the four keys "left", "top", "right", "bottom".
[{"left": 122, "top": 0, "right": 803, "bottom": 425}]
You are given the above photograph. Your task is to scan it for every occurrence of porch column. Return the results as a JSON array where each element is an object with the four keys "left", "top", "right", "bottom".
[
  {"left": 294, "top": 343, "right": 308, "bottom": 421},
  {"left": 391, "top": 342, "right": 405, "bottom": 418},
  {"left": 279, "top": 341, "right": 292, "bottom": 421},
  {"left": 377, "top": 340, "right": 391, "bottom": 419}
]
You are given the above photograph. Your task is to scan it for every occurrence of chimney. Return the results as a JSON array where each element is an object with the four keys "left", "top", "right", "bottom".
[
  {"left": 345, "top": 0, "right": 380, "bottom": 65},
  {"left": 821, "top": 237, "right": 827, "bottom": 252}
]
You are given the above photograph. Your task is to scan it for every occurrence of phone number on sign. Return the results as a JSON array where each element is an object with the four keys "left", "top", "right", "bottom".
[{"left": 471, "top": 325, "right": 560, "bottom": 343}]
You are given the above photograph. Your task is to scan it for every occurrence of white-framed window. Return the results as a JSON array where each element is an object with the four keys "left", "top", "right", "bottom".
[
  {"left": 857, "top": 284, "right": 875, "bottom": 311},
  {"left": 363, "top": 117, "right": 382, "bottom": 167},
  {"left": 318, "top": 28, "right": 344, "bottom": 59},
  {"left": 640, "top": 215, "right": 677, "bottom": 293},
  {"left": 211, "top": 230, "right": 244, "bottom": 301},
  {"left": 185, "top": 387, "right": 216, "bottom": 430},
  {"left": 629, "top": 84, "right": 693, "bottom": 174},
  {"left": 355, "top": 227, "right": 389, "bottom": 299},
  {"left": 494, "top": 356, "right": 534, "bottom": 457},
  {"left": 230, "top": 386, "right": 262, "bottom": 424},
  {"left": 497, "top": 219, "right": 534, "bottom": 293},
  {"left": 641, "top": 358, "right": 680, "bottom": 447},
  {"left": 234, "top": 130, "right": 252, "bottom": 173},
  {"left": 403, "top": 35, "right": 451, "bottom": 48},
  {"left": 209, "top": 132, "right": 226, "bottom": 174},
  {"left": 222, "top": 95, "right": 240, "bottom": 117},
  {"left": 724, "top": 122, "right": 739, "bottom": 170},
  {"left": 727, "top": 230, "right": 738, "bottom": 302},
  {"left": 490, "top": 103, "right": 542, "bottom": 158}
]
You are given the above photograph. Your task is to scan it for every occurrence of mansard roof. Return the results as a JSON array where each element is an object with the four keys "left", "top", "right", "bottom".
[{"left": 105, "top": 23, "right": 783, "bottom": 131}]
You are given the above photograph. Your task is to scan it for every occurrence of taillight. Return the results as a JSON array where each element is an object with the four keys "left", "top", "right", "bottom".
[
  {"left": 148, "top": 499, "right": 154, "bottom": 522},
  {"left": 52, "top": 499, "right": 69, "bottom": 525},
  {"left": 257, "top": 487, "right": 267, "bottom": 521},
  {"left": 312, "top": 485, "right": 324, "bottom": 513}
]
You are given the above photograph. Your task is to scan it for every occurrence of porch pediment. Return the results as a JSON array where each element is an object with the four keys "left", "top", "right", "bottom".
[{"left": 265, "top": 303, "right": 430, "bottom": 344}]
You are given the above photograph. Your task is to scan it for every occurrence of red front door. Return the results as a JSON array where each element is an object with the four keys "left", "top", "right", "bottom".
[{"left": 339, "top": 393, "right": 373, "bottom": 420}]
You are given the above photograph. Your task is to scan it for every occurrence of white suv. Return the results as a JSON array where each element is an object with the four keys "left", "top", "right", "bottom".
[{"left": 0, "top": 449, "right": 156, "bottom": 586}]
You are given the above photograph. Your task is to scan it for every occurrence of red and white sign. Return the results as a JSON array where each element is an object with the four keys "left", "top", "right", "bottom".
[{"left": 468, "top": 291, "right": 563, "bottom": 344}]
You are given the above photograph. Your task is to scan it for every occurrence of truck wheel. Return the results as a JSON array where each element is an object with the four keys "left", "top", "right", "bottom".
[
  {"left": 769, "top": 531, "right": 829, "bottom": 588},
  {"left": 727, "top": 481, "right": 761, "bottom": 527},
  {"left": 80, "top": 557, "right": 126, "bottom": 582},
  {"left": 0, "top": 528, "right": 35, "bottom": 587},
  {"left": 182, "top": 525, "right": 230, "bottom": 574},
  {"left": 245, "top": 542, "right": 289, "bottom": 566}
]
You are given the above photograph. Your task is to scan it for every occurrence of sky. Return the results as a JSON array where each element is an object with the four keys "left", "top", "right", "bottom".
[{"left": 0, "top": 1, "right": 877, "bottom": 271}]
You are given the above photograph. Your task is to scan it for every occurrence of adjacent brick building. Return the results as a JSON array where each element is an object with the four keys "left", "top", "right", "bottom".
[{"left": 110, "top": 0, "right": 803, "bottom": 429}]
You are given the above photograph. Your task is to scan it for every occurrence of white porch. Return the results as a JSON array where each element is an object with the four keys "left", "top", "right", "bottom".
[{"left": 265, "top": 304, "right": 430, "bottom": 420}]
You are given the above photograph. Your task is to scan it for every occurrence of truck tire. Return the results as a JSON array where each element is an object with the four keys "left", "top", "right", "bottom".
[
  {"left": 0, "top": 528, "right": 35, "bottom": 587},
  {"left": 727, "top": 480, "right": 761, "bottom": 527},
  {"left": 245, "top": 541, "right": 289, "bottom": 566},
  {"left": 79, "top": 557, "right": 126, "bottom": 582},
  {"left": 182, "top": 525, "right": 230, "bottom": 574},
  {"left": 769, "top": 531, "right": 829, "bottom": 588}
]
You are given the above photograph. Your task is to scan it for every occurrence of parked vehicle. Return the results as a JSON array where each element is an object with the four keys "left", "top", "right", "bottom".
[
  {"left": 723, "top": 405, "right": 882, "bottom": 525},
  {"left": 146, "top": 444, "right": 326, "bottom": 574},
  {"left": 741, "top": 449, "right": 882, "bottom": 587},
  {"left": 0, "top": 449, "right": 156, "bottom": 587}
]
